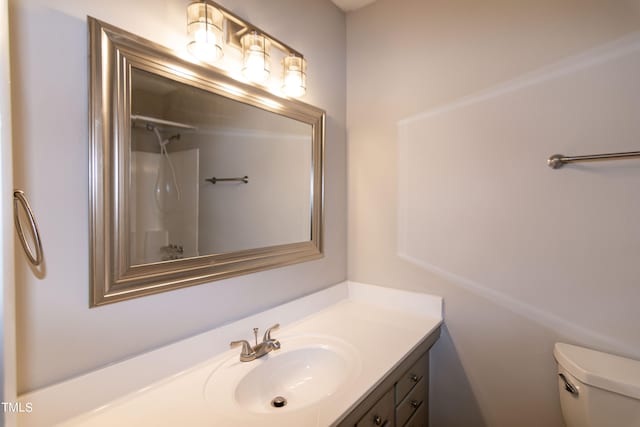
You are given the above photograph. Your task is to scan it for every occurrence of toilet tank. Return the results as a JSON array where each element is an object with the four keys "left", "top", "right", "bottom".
[{"left": 554, "top": 343, "right": 640, "bottom": 427}]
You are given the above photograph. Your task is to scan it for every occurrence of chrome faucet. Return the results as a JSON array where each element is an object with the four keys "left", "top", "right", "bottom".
[{"left": 230, "top": 323, "right": 281, "bottom": 362}]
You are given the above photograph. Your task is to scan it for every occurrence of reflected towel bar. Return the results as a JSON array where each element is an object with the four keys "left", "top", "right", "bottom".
[
  {"left": 548, "top": 151, "right": 640, "bottom": 169},
  {"left": 205, "top": 176, "right": 249, "bottom": 184}
]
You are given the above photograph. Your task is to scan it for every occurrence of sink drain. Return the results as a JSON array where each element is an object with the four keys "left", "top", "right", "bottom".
[{"left": 271, "top": 396, "right": 287, "bottom": 408}]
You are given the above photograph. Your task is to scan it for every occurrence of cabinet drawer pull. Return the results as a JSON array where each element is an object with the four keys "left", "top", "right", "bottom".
[
  {"left": 410, "top": 373, "right": 419, "bottom": 383},
  {"left": 410, "top": 399, "right": 420, "bottom": 409},
  {"left": 373, "top": 415, "right": 388, "bottom": 426}
]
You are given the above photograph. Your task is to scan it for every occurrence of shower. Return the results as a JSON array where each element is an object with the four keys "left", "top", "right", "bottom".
[{"left": 149, "top": 124, "right": 181, "bottom": 212}]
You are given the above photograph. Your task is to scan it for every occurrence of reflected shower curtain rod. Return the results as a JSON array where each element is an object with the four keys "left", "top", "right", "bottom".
[
  {"left": 547, "top": 151, "right": 640, "bottom": 169},
  {"left": 131, "top": 114, "right": 197, "bottom": 131}
]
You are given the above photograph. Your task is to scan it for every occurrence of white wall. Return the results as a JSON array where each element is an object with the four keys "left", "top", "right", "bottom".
[
  {"left": 197, "top": 130, "right": 311, "bottom": 253},
  {"left": 10, "top": 0, "right": 346, "bottom": 393},
  {"left": 347, "top": 0, "right": 640, "bottom": 426}
]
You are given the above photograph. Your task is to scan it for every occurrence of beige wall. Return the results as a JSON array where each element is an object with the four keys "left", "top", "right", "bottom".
[
  {"left": 347, "top": 0, "right": 640, "bottom": 426},
  {"left": 10, "top": 0, "right": 346, "bottom": 393}
]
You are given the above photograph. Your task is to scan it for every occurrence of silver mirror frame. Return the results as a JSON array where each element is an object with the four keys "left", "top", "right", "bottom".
[{"left": 88, "top": 17, "right": 324, "bottom": 307}]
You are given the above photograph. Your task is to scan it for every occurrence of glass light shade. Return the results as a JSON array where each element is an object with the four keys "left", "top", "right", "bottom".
[
  {"left": 241, "top": 32, "right": 271, "bottom": 83},
  {"left": 187, "top": 2, "right": 224, "bottom": 63},
  {"left": 282, "top": 55, "right": 307, "bottom": 98}
]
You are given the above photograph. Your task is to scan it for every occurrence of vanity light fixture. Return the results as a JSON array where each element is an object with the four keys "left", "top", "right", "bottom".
[
  {"left": 186, "top": 0, "right": 307, "bottom": 98},
  {"left": 186, "top": 1, "right": 224, "bottom": 63},
  {"left": 282, "top": 54, "right": 307, "bottom": 98},
  {"left": 241, "top": 31, "right": 271, "bottom": 83}
]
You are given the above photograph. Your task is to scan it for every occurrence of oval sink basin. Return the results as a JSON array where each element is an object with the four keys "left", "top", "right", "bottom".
[
  {"left": 204, "top": 335, "right": 361, "bottom": 414},
  {"left": 235, "top": 347, "right": 351, "bottom": 412}
]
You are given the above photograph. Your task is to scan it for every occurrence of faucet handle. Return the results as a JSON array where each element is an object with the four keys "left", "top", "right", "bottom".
[
  {"left": 263, "top": 323, "right": 280, "bottom": 342},
  {"left": 230, "top": 340, "right": 254, "bottom": 357}
]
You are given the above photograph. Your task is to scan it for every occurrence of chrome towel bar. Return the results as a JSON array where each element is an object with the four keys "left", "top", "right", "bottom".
[
  {"left": 548, "top": 151, "right": 640, "bottom": 169},
  {"left": 205, "top": 176, "right": 249, "bottom": 184}
]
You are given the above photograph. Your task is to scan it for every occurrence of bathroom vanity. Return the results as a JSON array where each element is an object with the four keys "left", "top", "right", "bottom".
[
  {"left": 18, "top": 282, "right": 442, "bottom": 426},
  {"left": 336, "top": 336, "right": 436, "bottom": 426}
]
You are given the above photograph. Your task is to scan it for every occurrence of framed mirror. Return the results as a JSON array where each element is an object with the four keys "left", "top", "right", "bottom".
[{"left": 89, "top": 18, "right": 324, "bottom": 306}]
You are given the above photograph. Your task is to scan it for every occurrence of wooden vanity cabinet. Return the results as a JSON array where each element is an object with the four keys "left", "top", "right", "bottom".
[
  {"left": 355, "top": 388, "right": 395, "bottom": 427},
  {"left": 335, "top": 326, "right": 441, "bottom": 427}
]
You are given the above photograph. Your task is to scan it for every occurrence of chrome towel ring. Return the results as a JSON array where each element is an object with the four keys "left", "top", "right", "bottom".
[{"left": 13, "top": 189, "right": 43, "bottom": 266}]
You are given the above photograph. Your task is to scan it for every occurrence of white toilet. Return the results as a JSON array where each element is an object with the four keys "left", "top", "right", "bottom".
[{"left": 554, "top": 342, "right": 640, "bottom": 427}]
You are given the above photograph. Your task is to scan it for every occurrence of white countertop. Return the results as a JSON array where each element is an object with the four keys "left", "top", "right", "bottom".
[{"left": 18, "top": 281, "right": 442, "bottom": 426}]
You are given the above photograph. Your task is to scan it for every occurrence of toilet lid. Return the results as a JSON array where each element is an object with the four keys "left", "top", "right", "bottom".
[{"left": 554, "top": 343, "right": 640, "bottom": 400}]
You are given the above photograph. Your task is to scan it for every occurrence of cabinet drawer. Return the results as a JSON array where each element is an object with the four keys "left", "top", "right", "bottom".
[
  {"left": 403, "top": 398, "right": 427, "bottom": 427},
  {"left": 356, "top": 388, "right": 395, "bottom": 427},
  {"left": 396, "top": 377, "right": 427, "bottom": 426},
  {"left": 395, "top": 352, "right": 427, "bottom": 403}
]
